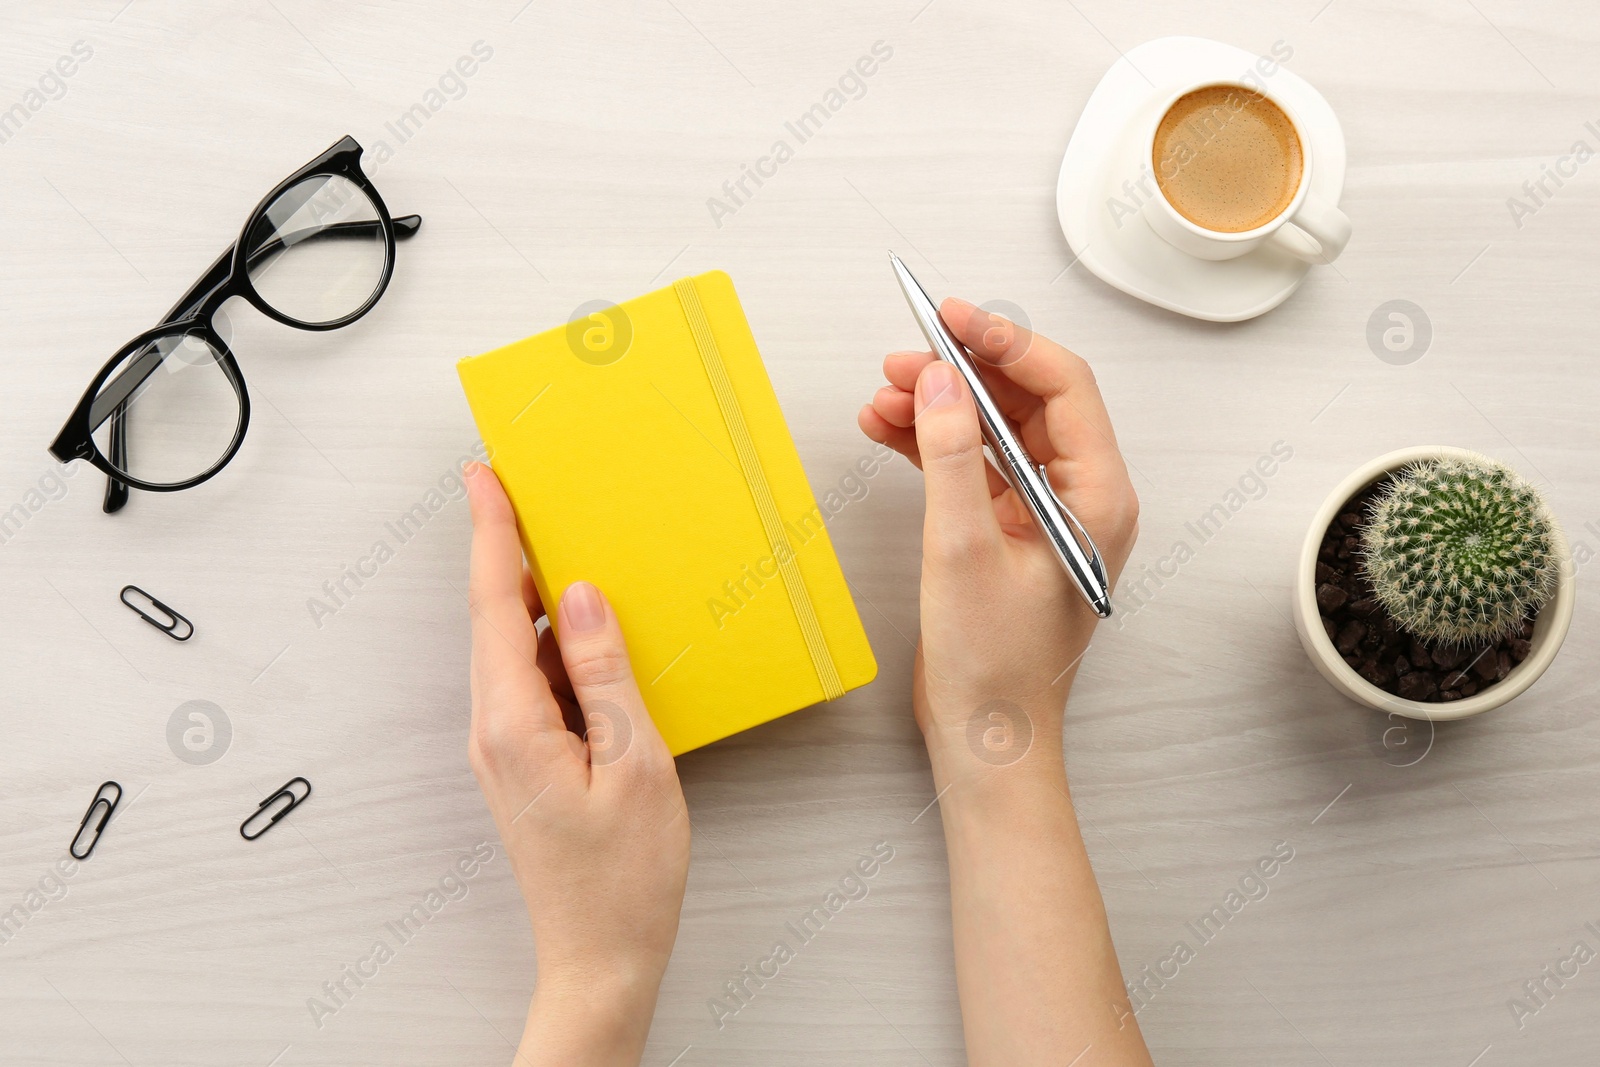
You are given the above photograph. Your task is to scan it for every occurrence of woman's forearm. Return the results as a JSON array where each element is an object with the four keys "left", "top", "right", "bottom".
[{"left": 931, "top": 735, "right": 1155, "bottom": 1067}]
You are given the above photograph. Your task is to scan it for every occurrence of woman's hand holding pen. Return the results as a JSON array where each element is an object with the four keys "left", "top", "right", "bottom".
[{"left": 858, "top": 297, "right": 1140, "bottom": 776}]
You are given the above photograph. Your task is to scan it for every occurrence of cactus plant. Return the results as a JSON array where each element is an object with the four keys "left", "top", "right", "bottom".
[{"left": 1360, "top": 456, "right": 1558, "bottom": 645}]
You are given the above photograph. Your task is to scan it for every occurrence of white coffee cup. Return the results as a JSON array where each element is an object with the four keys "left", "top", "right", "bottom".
[{"left": 1138, "top": 79, "right": 1351, "bottom": 264}]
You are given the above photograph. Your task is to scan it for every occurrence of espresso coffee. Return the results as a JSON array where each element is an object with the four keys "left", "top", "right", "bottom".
[{"left": 1152, "top": 85, "right": 1303, "bottom": 234}]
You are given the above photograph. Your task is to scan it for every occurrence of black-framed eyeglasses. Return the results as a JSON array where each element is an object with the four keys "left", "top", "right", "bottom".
[{"left": 49, "top": 135, "right": 421, "bottom": 513}]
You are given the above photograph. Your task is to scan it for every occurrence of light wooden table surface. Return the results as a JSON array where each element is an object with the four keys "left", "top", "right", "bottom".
[{"left": 2, "top": 2, "right": 1597, "bottom": 1065}]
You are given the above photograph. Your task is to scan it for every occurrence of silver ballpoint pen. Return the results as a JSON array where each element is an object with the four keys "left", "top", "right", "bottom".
[{"left": 888, "top": 251, "right": 1112, "bottom": 617}]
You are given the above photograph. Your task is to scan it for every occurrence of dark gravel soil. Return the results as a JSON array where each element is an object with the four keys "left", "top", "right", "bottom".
[{"left": 1314, "top": 482, "right": 1536, "bottom": 704}]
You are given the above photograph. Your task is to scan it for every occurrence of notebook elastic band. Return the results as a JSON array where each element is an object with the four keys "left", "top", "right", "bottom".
[{"left": 674, "top": 279, "right": 844, "bottom": 701}]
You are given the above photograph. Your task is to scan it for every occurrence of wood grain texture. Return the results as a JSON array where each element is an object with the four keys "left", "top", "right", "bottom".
[{"left": 1, "top": 2, "right": 1596, "bottom": 1064}]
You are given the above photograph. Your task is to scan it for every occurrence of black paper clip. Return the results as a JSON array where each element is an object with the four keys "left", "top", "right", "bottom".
[
  {"left": 69, "top": 781, "right": 122, "bottom": 860},
  {"left": 240, "top": 777, "right": 312, "bottom": 841},
  {"left": 120, "top": 585, "right": 194, "bottom": 642}
]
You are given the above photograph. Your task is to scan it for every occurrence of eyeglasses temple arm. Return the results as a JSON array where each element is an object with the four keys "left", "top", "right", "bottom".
[
  {"left": 102, "top": 407, "right": 129, "bottom": 512},
  {"left": 157, "top": 214, "right": 420, "bottom": 325}
]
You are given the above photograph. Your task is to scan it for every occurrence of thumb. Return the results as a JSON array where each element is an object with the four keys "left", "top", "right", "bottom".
[
  {"left": 555, "top": 580, "right": 670, "bottom": 771},
  {"left": 913, "top": 360, "right": 1000, "bottom": 557}
]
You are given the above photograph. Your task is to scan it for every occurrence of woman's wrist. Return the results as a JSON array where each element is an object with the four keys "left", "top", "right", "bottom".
[
  {"left": 920, "top": 686, "right": 1066, "bottom": 774},
  {"left": 928, "top": 742, "right": 1070, "bottom": 808},
  {"left": 521, "top": 964, "right": 665, "bottom": 1067}
]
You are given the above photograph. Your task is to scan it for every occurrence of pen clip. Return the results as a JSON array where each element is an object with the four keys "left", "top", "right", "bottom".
[{"left": 1037, "top": 463, "right": 1110, "bottom": 602}]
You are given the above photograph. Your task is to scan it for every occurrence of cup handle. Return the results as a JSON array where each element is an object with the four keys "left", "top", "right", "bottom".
[{"left": 1268, "top": 194, "right": 1352, "bottom": 264}]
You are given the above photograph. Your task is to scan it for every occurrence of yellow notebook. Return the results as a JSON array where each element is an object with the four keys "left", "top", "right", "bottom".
[{"left": 457, "top": 271, "right": 877, "bottom": 755}]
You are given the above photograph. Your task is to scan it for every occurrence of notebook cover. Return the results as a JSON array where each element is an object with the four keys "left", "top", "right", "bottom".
[{"left": 456, "top": 270, "right": 876, "bottom": 755}]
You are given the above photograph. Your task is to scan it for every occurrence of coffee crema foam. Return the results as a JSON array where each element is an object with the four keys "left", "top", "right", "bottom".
[{"left": 1152, "top": 85, "right": 1303, "bottom": 234}]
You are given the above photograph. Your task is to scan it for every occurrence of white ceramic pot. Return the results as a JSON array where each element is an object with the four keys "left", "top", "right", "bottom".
[{"left": 1291, "top": 446, "right": 1576, "bottom": 720}]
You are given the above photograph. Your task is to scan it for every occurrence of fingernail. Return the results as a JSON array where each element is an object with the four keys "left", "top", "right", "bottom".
[
  {"left": 915, "top": 361, "right": 962, "bottom": 415},
  {"left": 562, "top": 581, "right": 606, "bottom": 633}
]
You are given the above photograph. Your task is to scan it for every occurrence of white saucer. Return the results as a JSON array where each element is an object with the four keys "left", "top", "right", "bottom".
[{"left": 1056, "top": 36, "right": 1347, "bottom": 322}]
